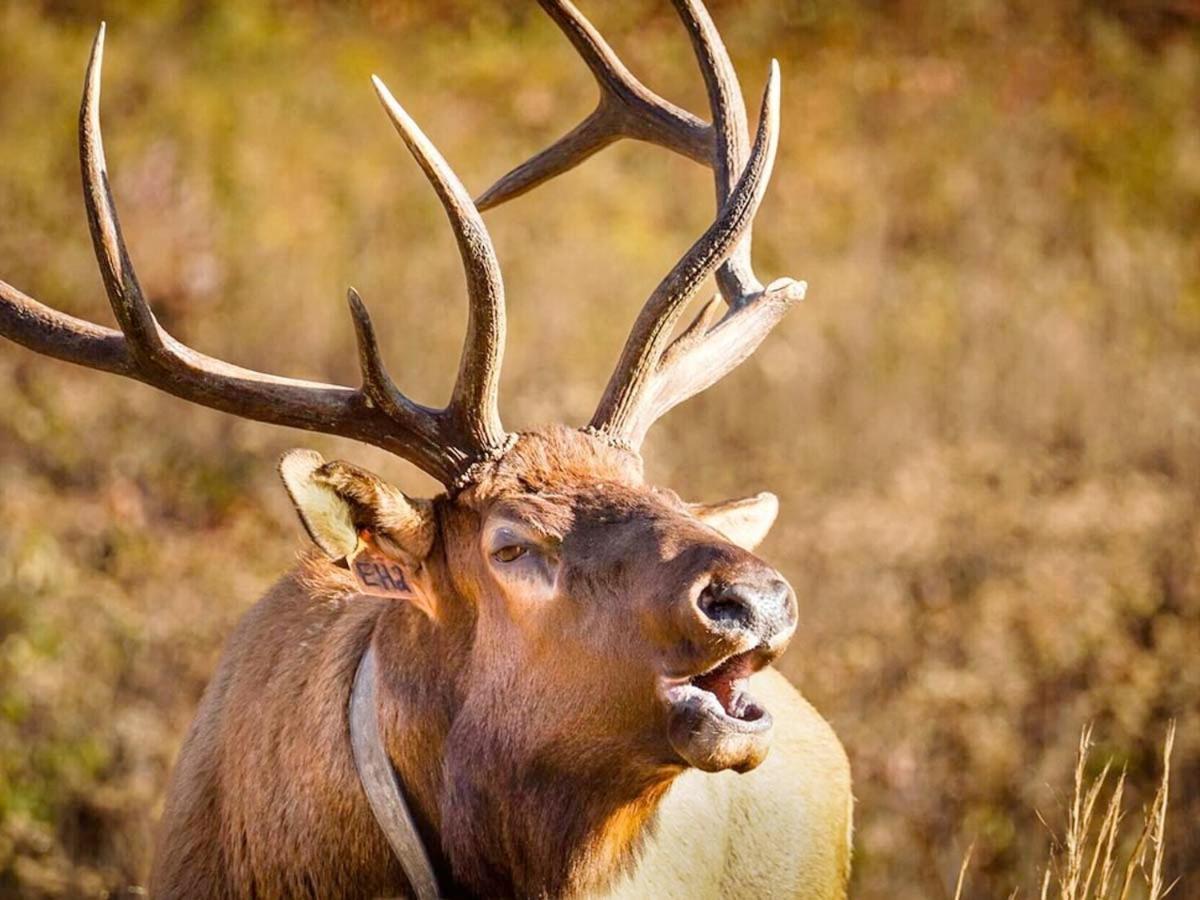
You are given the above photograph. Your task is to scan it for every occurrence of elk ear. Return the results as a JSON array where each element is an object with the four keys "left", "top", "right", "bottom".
[
  {"left": 690, "top": 492, "right": 779, "bottom": 551},
  {"left": 278, "top": 449, "right": 435, "bottom": 564}
]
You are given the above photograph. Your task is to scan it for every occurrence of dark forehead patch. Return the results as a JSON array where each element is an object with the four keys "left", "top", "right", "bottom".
[{"left": 488, "top": 479, "right": 667, "bottom": 543}]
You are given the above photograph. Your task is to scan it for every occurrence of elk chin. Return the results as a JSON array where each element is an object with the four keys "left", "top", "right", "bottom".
[{"left": 660, "top": 652, "right": 774, "bottom": 774}]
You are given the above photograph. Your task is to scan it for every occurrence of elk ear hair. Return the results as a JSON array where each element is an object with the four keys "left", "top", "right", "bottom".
[
  {"left": 278, "top": 448, "right": 359, "bottom": 560},
  {"left": 690, "top": 491, "right": 779, "bottom": 552}
]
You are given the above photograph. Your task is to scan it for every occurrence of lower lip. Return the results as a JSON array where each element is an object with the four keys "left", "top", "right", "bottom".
[{"left": 659, "top": 680, "right": 773, "bottom": 734}]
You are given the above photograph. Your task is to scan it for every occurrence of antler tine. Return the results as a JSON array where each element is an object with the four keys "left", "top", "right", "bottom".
[
  {"left": 590, "top": 63, "right": 784, "bottom": 446},
  {"left": 475, "top": 0, "right": 709, "bottom": 212},
  {"left": 371, "top": 75, "right": 508, "bottom": 454},
  {"left": 79, "top": 23, "right": 163, "bottom": 359},
  {"left": 669, "top": 0, "right": 760, "bottom": 302},
  {"left": 345, "top": 288, "right": 460, "bottom": 469},
  {"left": 0, "top": 24, "right": 504, "bottom": 487},
  {"left": 476, "top": 0, "right": 764, "bottom": 306}
]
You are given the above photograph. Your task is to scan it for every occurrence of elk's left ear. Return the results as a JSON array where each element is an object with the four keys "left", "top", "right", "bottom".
[
  {"left": 690, "top": 491, "right": 779, "bottom": 551},
  {"left": 278, "top": 449, "right": 435, "bottom": 565}
]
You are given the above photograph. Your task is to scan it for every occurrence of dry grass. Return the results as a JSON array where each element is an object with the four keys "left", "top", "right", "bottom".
[
  {"left": 0, "top": 1, "right": 1197, "bottom": 897},
  {"left": 957, "top": 723, "right": 1176, "bottom": 900}
]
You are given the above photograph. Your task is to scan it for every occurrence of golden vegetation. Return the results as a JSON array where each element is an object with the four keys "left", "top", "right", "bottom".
[
  {"left": 955, "top": 725, "right": 1176, "bottom": 900},
  {"left": 0, "top": 1, "right": 1196, "bottom": 896}
]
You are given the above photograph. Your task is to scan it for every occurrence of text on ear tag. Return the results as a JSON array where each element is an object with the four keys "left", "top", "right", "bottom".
[{"left": 349, "top": 541, "right": 414, "bottom": 599}]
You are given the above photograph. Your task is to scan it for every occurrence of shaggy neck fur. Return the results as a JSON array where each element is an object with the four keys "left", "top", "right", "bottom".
[
  {"left": 367, "top": 570, "right": 678, "bottom": 899},
  {"left": 437, "top": 708, "right": 677, "bottom": 898}
]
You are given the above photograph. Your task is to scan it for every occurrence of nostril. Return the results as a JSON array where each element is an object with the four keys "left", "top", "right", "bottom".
[{"left": 698, "top": 581, "right": 755, "bottom": 629}]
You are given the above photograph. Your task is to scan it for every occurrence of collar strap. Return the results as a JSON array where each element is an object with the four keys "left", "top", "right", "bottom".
[{"left": 350, "top": 645, "right": 444, "bottom": 900}]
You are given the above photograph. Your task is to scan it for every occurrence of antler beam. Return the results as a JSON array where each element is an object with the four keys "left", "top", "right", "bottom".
[
  {"left": 1, "top": 2, "right": 800, "bottom": 475},
  {"left": 0, "top": 24, "right": 510, "bottom": 486}
]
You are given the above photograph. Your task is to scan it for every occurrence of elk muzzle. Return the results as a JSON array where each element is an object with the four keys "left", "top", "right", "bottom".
[{"left": 661, "top": 560, "right": 797, "bottom": 773}]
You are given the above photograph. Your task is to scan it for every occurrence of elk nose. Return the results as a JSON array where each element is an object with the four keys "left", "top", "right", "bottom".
[{"left": 697, "top": 577, "right": 795, "bottom": 640}]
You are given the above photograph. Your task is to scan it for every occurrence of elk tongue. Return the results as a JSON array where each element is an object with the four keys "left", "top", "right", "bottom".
[{"left": 691, "top": 652, "right": 757, "bottom": 719}]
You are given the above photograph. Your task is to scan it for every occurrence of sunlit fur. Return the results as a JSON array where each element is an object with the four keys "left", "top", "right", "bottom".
[{"left": 150, "top": 426, "right": 851, "bottom": 898}]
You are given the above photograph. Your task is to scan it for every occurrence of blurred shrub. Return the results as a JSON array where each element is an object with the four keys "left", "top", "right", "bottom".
[{"left": 0, "top": 0, "right": 1196, "bottom": 896}]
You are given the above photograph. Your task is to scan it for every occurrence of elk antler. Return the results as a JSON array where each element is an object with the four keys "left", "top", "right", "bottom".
[
  {"left": 477, "top": 0, "right": 806, "bottom": 448},
  {"left": 0, "top": 24, "right": 508, "bottom": 486}
]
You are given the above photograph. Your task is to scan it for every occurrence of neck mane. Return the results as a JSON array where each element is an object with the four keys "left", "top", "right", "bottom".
[{"left": 369, "top": 600, "right": 679, "bottom": 899}]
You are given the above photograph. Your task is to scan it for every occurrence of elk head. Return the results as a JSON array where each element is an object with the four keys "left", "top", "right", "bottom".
[
  {"left": 280, "top": 426, "right": 793, "bottom": 779},
  {"left": 0, "top": 0, "right": 807, "bottom": 893}
]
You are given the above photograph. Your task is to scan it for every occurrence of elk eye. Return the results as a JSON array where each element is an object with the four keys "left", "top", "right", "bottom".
[{"left": 493, "top": 545, "right": 528, "bottom": 564}]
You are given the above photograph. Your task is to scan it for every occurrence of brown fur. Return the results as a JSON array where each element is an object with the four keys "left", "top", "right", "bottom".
[{"left": 150, "top": 427, "right": 847, "bottom": 898}]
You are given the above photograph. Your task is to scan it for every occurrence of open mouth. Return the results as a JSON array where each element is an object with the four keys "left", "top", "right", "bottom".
[
  {"left": 667, "top": 652, "right": 768, "bottom": 729},
  {"left": 679, "top": 651, "right": 768, "bottom": 726},
  {"left": 660, "top": 649, "right": 774, "bottom": 773}
]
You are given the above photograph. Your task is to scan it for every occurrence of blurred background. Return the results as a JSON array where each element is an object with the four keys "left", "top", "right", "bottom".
[{"left": 0, "top": 0, "right": 1197, "bottom": 896}]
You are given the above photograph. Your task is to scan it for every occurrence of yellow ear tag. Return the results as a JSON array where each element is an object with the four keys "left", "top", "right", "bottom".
[{"left": 348, "top": 534, "right": 415, "bottom": 600}]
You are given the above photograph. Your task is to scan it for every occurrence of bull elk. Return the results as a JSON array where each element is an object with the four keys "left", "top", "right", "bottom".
[{"left": 0, "top": 2, "right": 852, "bottom": 897}]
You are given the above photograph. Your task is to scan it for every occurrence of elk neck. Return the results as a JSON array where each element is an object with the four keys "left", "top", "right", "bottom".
[{"left": 365, "top": 567, "right": 680, "bottom": 898}]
